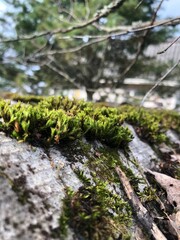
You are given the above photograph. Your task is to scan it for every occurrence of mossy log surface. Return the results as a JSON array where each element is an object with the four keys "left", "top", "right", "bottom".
[{"left": 0, "top": 96, "right": 179, "bottom": 240}]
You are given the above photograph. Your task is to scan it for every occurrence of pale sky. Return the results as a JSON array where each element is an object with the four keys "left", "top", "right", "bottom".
[
  {"left": 0, "top": 2, "right": 5, "bottom": 11},
  {"left": 0, "top": 0, "right": 179, "bottom": 18},
  {"left": 159, "top": 0, "right": 180, "bottom": 18}
]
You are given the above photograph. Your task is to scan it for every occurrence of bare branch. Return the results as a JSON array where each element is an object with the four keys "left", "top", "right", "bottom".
[
  {"left": 93, "top": 17, "right": 180, "bottom": 33},
  {"left": 140, "top": 59, "right": 180, "bottom": 107},
  {"left": 23, "top": 17, "right": 180, "bottom": 61},
  {"left": 85, "top": 0, "right": 91, "bottom": 20},
  {"left": 135, "top": 0, "right": 145, "bottom": 10},
  {"left": 45, "top": 59, "right": 81, "bottom": 89},
  {"left": 0, "top": 0, "right": 126, "bottom": 43},
  {"left": 153, "top": 0, "right": 165, "bottom": 20},
  {"left": 26, "top": 37, "right": 108, "bottom": 61},
  {"left": 117, "top": 0, "right": 165, "bottom": 82},
  {"left": 157, "top": 36, "right": 180, "bottom": 54},
  {"left": 0, "top": 17, "right": 179, "bottom": 45}
]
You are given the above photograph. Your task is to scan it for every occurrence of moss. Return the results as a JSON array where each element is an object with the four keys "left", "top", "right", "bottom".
[
  {"left": 8, "top": 94, "right": 45, "bottom": 104},
  {"left": 137, "top": 186, "right": 157, "bottom": 203},
  {"left": 58, "top": 141, "right": 152, "bottom": 239},
  {"left": 86, "top": 146, "right": 142, "bottom": 192},
  {"left": 47, "top": 139, "right": 132, "bottom": 239},
  {"left": 1, "top": 96, "right": 179, "bottom": 147},
  {"left": 175, "top": 166, "right": 180, "bottom": 180},
  {"left": 0, "top": 97, "right": 133, "bottom": 147},
  {"left": 1, "top": 95, "right": 179, "bottom": 239},
  {"left": 118, "top": 105, "right": 180, "bottom": 143},
  {"left": 59, "top": 178, "right": 132, "bottom": 240}
]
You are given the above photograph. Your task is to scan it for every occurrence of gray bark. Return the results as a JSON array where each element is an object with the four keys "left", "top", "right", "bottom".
[{"left": 0, "top": 126, "right": 179, "bottom": 240}]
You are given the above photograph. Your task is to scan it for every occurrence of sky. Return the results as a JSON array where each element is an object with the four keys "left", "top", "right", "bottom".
[
  {"left": 0, "top": 0, "right": 180, "bottom": 17},
  {"left": 158, "top": 0, "right": 180, "bottom": 35},
  {"left": 158, "top": 0, "right": 180, "bottom": 18}
]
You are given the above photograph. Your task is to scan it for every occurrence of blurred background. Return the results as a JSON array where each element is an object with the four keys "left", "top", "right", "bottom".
[{"left": 0, "top": 0, "right": 179, "bottom": 109}]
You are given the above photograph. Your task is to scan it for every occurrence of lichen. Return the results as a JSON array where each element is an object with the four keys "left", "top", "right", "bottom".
[
  {"left": 0, "top": 171, "right": 30, "bottom": 205},
  {"left": 11, "top": 175, "right": 30, "bottom": 205}
]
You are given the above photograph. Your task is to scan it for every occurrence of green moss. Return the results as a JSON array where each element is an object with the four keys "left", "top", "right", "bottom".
[
  {"left": 138, "top": 186, "right": 157, "bottom": 203},
  {"left": 1, "top": 95, "right": 179, "bottom": 239},
  {"left": 1, "top": 96, "right": 179, "bottom": 146},
  {"left": 58, "top": 141, "right": 153, "bottom": 239},
  {"left": 0, "top": 97, "right": 133, "bottom": 147},
  {"left": 47, "top": 139, "right": 132, "bottom": 239},
  {"left": 60, "top": 177, "right": 132, "bottom": 240},
  {"left": 118, "top": 105, "right": 180, "bottom": 143},
  {"left": 8, "top": 94, "right": 45, "bottom": 104},
  {"left": 85, "top": 146, "right": 142, "bottom": 192}
]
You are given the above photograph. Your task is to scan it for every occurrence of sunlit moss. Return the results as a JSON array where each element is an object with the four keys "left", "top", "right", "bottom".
[
  {"left": 0, "top": 97, "right": 133, "bottom": 146},
  {"left": 1, "top": 95, "right": 179, "bottom": 239},
  {"left": 0, "top": 96, "right": 179, "bottom": 146}
]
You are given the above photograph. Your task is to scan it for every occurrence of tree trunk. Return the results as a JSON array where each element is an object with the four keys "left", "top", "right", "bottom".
[
  {"left": 0, "top": 97, "right": 179, "bottom": 240},
  {"left": 86, "top": 89, "right": 94, "bottom": 101}
]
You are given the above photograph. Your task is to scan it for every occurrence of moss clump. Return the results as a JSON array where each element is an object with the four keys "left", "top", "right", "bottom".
[
  {"left": 118, "top": 105, "right": 180, "bottom": 143},
  {"left": 0, "top": 96, "right": 179, "bottom": 146},
  {"left": 8, "top": 94, "right": 45, "bottom": 104},
  {"left": 0, "top": 97, "right": 133, "bottom": 147},
  {"left": 60, "top": 177, "right": 132, "bottom": 240}
]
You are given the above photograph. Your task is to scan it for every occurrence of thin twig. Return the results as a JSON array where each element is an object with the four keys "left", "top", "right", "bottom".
[
  {"left": 93, "top": 17, "right": 180, "bottom": 34},
  {"left": 59, "top": 8, "right": 80, "bottom": 22},
  {"left": 140, "top": 59, "right": 180, "bottom": 107},
  {"left": 0, "top": 18, "right": 179, "bottom": 44},
  {"left": 46, "top": 58, "right": 95, "bottom": 94},
  {"left": 135, "top": 0, "right": 144, "bottom": 10},
  {"left": 45, "top": 60, "right": 81, "bottom": 89},
  {"left": 0, "top": 0, "right": 126, "bottom": 43},
  {"left": 118, "top": 0, "right": 164, "bottom": 83},
  {"left": 157, "top": 36, "right": 180, "bottom": 54},
  {"left": 85, "top": 0, "right": 91, "bottom": 20},
  {"left": 26, "top": 37, "right": 108, "bottom": 61}
]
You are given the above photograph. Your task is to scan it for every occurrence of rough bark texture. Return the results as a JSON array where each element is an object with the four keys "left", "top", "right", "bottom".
[{"left": 0, "top": 124, "right": 179, "bottom": 239}]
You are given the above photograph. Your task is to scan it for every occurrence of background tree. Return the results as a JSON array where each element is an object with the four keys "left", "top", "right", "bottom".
[{"left": 0, "top": 0, "right": 179, "bottom": 100}]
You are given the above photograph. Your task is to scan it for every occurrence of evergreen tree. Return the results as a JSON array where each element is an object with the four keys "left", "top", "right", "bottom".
[{"left": 0, "top": 0, "right": 177, "bottom": 99}]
